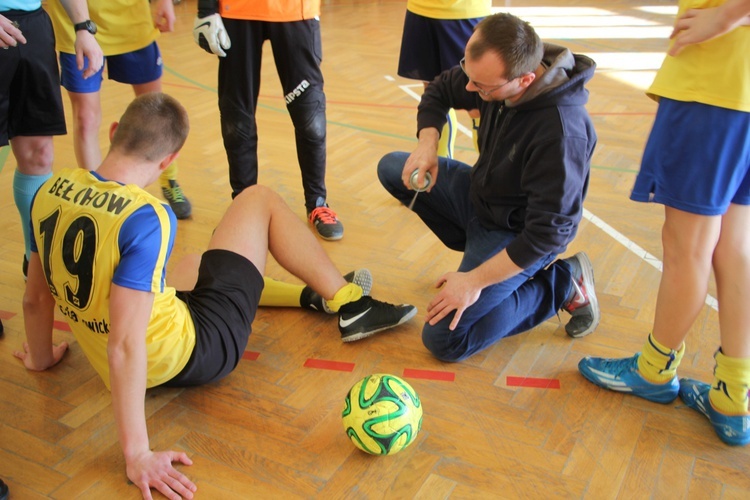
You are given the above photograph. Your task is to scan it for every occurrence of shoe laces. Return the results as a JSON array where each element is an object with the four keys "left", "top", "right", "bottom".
[
  {"left": 163, "top": 184, "right": 187, "bottom": 203},
  {"left": 309, "top": 205, "right": 339, "bottom": 225},
  {"left": 599, "top": 356, "right": 638, "bottom": 377}
]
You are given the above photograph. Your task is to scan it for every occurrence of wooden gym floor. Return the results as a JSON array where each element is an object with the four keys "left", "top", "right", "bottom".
[{"left": 0, "top": 0, "right": 748, "bottom": 498}]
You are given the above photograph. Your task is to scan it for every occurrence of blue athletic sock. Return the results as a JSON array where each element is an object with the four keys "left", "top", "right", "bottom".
[{"left": 14, "top": 170, "right": 52, "bottom": 259}]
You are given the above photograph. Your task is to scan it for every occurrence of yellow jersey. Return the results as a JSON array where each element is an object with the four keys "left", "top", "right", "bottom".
[
  {"left": 31, "top": 168, "right": 195, "bottom": 389},
  {"left": 648, "top": 0, "right": 750, "bottom": 112},
  {"left": 47, "top": 0, "right": 159, "bottom": 56}
]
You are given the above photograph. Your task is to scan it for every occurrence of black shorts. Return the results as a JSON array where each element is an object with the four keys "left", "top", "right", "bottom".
[
  {"left": 164, "top": 249, "right": 264, "bottom": 387},
  {"left": 0, "top": 8, "right": 66, "bottom": 146}
]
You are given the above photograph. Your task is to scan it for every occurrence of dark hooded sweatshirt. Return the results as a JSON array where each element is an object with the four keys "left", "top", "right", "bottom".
[{"left": 417, "top": 44, "right": 597, "bottom": 270}]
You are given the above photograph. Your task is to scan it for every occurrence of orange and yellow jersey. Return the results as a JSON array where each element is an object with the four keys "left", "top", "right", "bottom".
[
  {"left": 648, "top": 0, "right": 750, "bottom": 111},
  {"left": 406, "top": 0, "right": 492, "bottom": 20},
  {"left": 30, "top": 168, "right": 195, "bottom": 389},
  {"left": 218, "top": 0, "right": 319, "bottom": 22},
  {"left": 46, "top": 0, "right": 159, "bottom": 56}
]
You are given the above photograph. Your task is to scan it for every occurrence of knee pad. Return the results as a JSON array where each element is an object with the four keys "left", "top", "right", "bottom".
[
  {"left": 219, "top": 98, "right": 256, "bottom": 150},
  {"left": 287, "top": 88, "right": 326, "bottom": 142}
]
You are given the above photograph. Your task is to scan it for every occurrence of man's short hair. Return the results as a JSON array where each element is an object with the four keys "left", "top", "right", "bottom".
[
  {"left": 111, "top": 92, "right": 190, "bottom": 161},
  {"left": 469, "top": 13, "right": 543, "bottom": 80}
]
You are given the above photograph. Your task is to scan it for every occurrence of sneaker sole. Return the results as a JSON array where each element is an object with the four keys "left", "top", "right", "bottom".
[
  {"left": 349, "top": 269, "right": 373, "bottom": 296},
  {"left": 318, "top": 232, "right": 343, "bottom": 241},
  {"left": 568, "top": 252, "right": 600, "bottom": 338},
  {"left": 341, "top": 306, "right": 417, "bottom": 343}
]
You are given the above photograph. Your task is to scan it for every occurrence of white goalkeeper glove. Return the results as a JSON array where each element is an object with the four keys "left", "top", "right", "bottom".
[{"left": 193, "top": 14, "right": 231, "bottom": 57}]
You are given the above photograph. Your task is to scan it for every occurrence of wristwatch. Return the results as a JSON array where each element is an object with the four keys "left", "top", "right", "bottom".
[{"left": 74, "top": 20, "right": 97, "bottom": 35}]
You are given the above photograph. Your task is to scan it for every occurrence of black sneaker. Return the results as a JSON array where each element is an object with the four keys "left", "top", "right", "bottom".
[
  {"left": 561, "top": 252, "right": 600, "bottom": 338},
  {"left": 308, "top": 197, "right": 343, "bottom": 241},
  {"left": 161, "top": 179, "right": 192, "bottom": 219},
  {"left": 338, "top": 296, "right": 417, "bottom": 342},
  {"left": 300, "top": 269, "right": 373, "bottom": 314}
]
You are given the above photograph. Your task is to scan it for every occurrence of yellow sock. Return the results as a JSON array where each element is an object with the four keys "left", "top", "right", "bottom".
[
  {"left": 324, "top": 283, "right": 363, "bottom": 313},
  {"left": 472, "top": 116, "right": 480, "bottom": 152},
  {"left": 160, "top": 161, "right": 178, "bottom": 188},
  {"left": 710, "top": 350, "right": 750, "bottom": 415},
  {"left": 259, "top": 277, "right": 304, "bottom": 307},
  {"left": 436, "top": 108, "right": 457, "bottom": 159},
  {"left": 637, "top": 333, "right": 685, "bottom": 383}
]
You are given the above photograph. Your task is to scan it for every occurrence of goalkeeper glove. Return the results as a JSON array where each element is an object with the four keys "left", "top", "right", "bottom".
[{"left": 193, "top": 14, "right": 231, "bottom": 57}]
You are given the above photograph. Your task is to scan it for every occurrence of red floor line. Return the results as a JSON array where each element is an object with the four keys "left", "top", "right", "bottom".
[
  {"left": 506, "top": 376, "right": 561, "bottom": 389},
  {"left": 403, "top": 368, "right": 455, "bottom": 382},
  {"left": 53, "top": 320, "right": 71, "bottom": 332},
  {"left": 304, "top": 358, "right": 355, "bottom": 372}
]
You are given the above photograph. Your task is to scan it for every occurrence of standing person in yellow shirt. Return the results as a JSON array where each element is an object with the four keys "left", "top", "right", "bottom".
[
  {"left": 47, "top": 0, "right": 193, "bottom": 219},
  {"left": 397, "top": 0, "right": 492, "bottom": 157},
  {"left": 578, "top": 0, "right": 750, "bottom": 447},
  {"left": 192, "top": 0, "right": 344, "bottom": 241}
]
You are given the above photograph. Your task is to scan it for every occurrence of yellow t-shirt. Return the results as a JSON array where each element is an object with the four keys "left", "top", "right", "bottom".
[
  {"left": 407, "top": 0, "right": 492, "bottom": 20},
  {"left": 46, "top": 0, "right": 159, "bottom": 56},
  {"left": 31, "top": 168, "right": 195, "bottom": 389},
  {"left": 648, "top": 0, "right": 750, "bottom": 111},
  {"left": 219, "top": 0, "right": 320, "bottom": 22}
]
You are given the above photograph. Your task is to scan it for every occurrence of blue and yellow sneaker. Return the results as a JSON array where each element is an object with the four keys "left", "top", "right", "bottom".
[
  {"left": 678, "top": 378, "right": 750, "bottom": 446},
  {"left": 578, "top": 354, "right": 679, "bottom": 404}
]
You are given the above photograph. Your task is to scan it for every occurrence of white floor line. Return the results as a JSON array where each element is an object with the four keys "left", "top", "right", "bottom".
[{"left": 393, "top": 77, "right": 719, "bottom": 312}]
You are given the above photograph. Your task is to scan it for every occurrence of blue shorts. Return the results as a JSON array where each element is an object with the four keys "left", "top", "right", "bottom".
[
  {"left": 59, "top": 41, "right": 163, "bottom": 93},
  {"left": 397, "top": 10, "right": 482, "bottom": 82},
  {"left": 631, "top": 98, "right": 750, "bottom": 215}
]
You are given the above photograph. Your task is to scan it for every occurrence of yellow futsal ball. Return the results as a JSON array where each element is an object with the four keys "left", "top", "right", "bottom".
[{"left": 342, "top": 374, "right": 422, "bottom": 455}]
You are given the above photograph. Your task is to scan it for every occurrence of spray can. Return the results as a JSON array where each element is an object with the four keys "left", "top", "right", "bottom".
[{"left": 409, "top": 170, "right": 432, "bottom": 192}]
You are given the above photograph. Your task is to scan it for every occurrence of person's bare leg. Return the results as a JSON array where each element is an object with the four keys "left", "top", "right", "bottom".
[
  {"left": 133, "top": 80, "right": 161, "bottom": 96},
  {"left": 207, "top": 185, "right": 346, "bottom": 299},
  {"left": 67, "top": 90, "right": 103, "bottom": 170},
  {"left": 651, "top": 206, "right": 722, "bottom": 350},
  {"left": 713, "top": 203, "right": 750, "bottom": 358},
  {"left": 10, "top": 136, "right": 53, "bottom": 176},
  {"left": 168, "top": 254, "right": 202, "bottom": 291}
]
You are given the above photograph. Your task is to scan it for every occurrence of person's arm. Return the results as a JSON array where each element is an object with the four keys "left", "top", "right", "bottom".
[
  {"left": 14, "top": 253, "right": 69, "bottom": 370},
  {"left": 405, "top": 67, "right": 481, "bottom": 190},
  {"left": 0, "top": 14, "right": 26, "bottom": 48},
  {"left": 108, "top": 284, "right": 196, "bottom": 500},
  {"left": 669, "top": 0, "right": 750, "bottom": 56},
  {"left": 417, "top": 67, "right": 480, "bottom": 134},
  {"left": 153, "top": 0, "right": 176, "bottom": 33},
  {"left": 57, "top": 0, "right": 103, "bottom": 78}
]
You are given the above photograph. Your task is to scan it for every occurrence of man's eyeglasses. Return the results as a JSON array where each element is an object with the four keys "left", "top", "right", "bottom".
[{"left": 459, "top": 57, "right": 515, "bottom": 97}]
